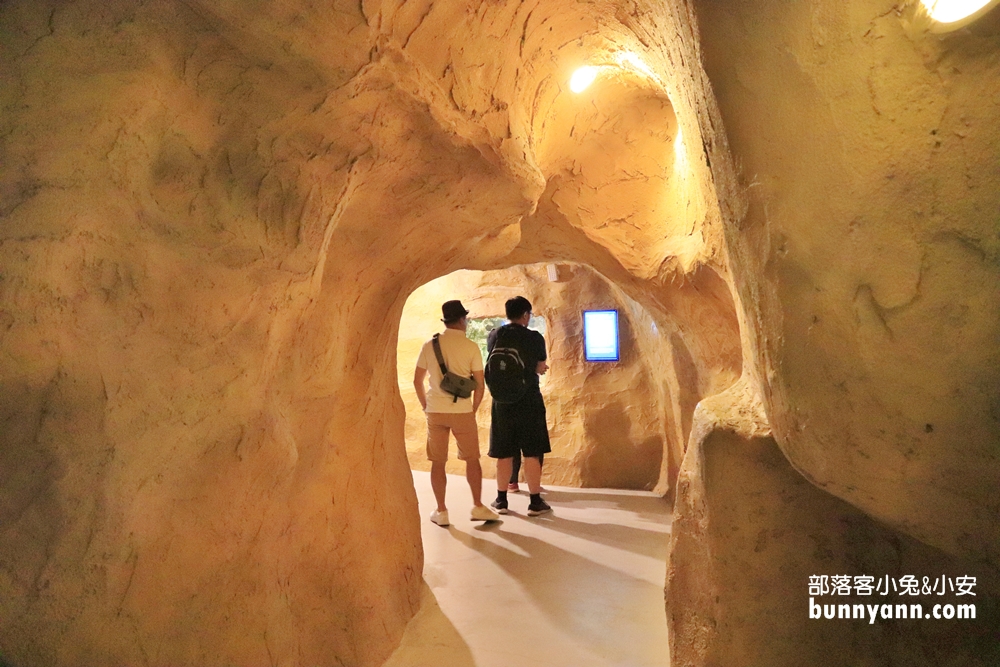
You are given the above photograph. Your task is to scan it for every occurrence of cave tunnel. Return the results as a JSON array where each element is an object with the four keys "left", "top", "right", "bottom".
[
  {"left": 395, "top": 261, "right": 737, "bottom": 494},
  {"left": 1, "top": 0, "right": 1000, "bottom": 666}
]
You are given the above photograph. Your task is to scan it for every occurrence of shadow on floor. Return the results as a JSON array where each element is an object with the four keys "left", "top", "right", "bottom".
[
  {"left": 448, "top": 523, "right": 668, "bottom": 666},
  {"left": 535, "top": 513, "right": 670, "bottom": 560},
  {"left": 540, "top": 489, "right": 671, "bottom": 523},
  {"left": 382, "top": 582, "right": 477, "bottom": 667}
]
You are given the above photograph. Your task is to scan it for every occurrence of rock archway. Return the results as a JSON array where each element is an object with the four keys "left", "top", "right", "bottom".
[{"left": 2, "top": 0, "right": 999, "bottom": 666}]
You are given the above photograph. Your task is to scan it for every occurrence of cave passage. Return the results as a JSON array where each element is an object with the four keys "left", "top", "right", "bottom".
[
  {"left": 396, "top": 263, "right": 694, "bottom": 493},
  {"left": 4, "top": 1, "right": 1000, "bottom": 666},
  {"left": 384, "top": 469, "right": 672, "bottom": 667},
  {"left": 390, "top": 263, "right": 681, "bottom": 664}
]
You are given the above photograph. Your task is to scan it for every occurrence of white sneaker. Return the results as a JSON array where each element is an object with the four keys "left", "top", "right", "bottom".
[
  {"left": 470, "top": 505, "right": 500, "bottom": 522},
  {"left": 430, "top": 509, "right": 450, "bottom": 527}
]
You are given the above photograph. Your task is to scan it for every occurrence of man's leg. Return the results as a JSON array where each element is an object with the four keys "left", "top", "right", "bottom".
[
  {"left": 426, "top": 413, "right": 450, "bottom": 517},
  {"left": 496, "top": 457, "right": 514, "bottom": 493},
  {"left": 524, "top": 455, "right": 543, "bottom": 495},
  {"left": 430, "top": 460, "right": 448, "bottom": 512},
  {"left": 451, "top": 412, "right": 488, "bottom": 508},
  {"left": 465, "top": 457, "right": 484, "bottom": 507},
  {"left": 509, "top": 453, "right": 521, "bottom": 485},
  {"left": 524, "top": 455, "right": 550, "bottom": 516},
  {"left": 488, "top": 405, "right": 514, "bottom": 513},
  {"left": 536, "top": 452, "right": 546, "bottom": 492}
]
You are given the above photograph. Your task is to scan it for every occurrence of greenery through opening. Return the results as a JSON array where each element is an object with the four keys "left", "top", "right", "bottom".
[{"left": 467, "top": 316, "right": 548, "bottom": 362}]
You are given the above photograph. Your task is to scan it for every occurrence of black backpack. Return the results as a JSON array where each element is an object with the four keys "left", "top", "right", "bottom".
[{"left": 485, "top": 326, "right": 526, "bottom": 404}]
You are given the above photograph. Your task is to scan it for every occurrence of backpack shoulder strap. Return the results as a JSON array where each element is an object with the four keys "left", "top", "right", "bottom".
[
  {"left": 488, "top": 325, "right": 506, "bottom": 354},
  {"left": 431, "top": 334, "right": 449, "bottom": 375},
  {"left": 489, "top": 329, "right": 524, "bottom": 365}
]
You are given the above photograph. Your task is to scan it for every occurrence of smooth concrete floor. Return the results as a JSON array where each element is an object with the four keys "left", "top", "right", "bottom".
[{"left": 384, "top": 470, "right": 672, "bottom": 667}]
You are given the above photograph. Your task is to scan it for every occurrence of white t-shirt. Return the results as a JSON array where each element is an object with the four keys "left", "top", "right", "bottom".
[{"left": 416, "top": 328, "right": 484, "bottom": 414}]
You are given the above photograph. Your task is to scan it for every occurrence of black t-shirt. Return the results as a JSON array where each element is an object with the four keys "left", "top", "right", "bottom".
[{"left": 487, "top": 323, "right": 547, "bottom": 394}]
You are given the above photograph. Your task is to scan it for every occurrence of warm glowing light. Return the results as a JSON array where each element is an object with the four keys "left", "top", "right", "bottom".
[
  {"left": 674, "top": 127, "right": 685, "bottom": 164},
  {"left": 569, "top": 66, "right": 599, "bottom": 93},
  {"left": 569, "top": 52, "right": 659, "bottom": 93},
  {"left": 921, "top": 0, "right": 999, "bottom": 24}
]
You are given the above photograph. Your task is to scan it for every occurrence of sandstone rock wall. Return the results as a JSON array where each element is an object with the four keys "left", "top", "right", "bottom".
[
  {"left": 3, "top": 0, "right": 997, "bottom": 664},
  {"left": 692, "top": 0, "right": 1000, "bottom": 574},
  {"left": 0, "top": 2, "right": 437, "bottom": 665},
  {"left": 664, "top": 1, "right": 1000, "bottom": 664},
  {"left": 667, "top": 383, "right": 1000, "bottom": 667}
]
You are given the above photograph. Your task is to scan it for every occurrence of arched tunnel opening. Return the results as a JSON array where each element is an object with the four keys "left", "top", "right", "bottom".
[
  {"left": 397, "top": 261, "right": 741, "bottom": 495},
  {"left": 2, "top": 1, "right": 1000, "bottom": 666}
]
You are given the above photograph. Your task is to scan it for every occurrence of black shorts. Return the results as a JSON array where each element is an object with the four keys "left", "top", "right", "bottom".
[{"left": 488, "top": 393, "right": 551, "bottom": 459}]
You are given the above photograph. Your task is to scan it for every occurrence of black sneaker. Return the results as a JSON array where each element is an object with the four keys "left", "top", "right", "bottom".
[
  {"left": 491, "top": 499, "right": 509, "bottom": 515},
  {"left": 526, "top": 499, "right": 551, "bottom": 516}
]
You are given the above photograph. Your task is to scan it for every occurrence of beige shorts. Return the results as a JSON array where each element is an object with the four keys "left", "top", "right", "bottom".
[{"left": 426, "top": 412, "right": 480, "bottom": 462}]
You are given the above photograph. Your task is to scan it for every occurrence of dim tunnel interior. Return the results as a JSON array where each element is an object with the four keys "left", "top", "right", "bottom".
[{"left": 2, "top": 1, "right": 1000, "bottom": 667}]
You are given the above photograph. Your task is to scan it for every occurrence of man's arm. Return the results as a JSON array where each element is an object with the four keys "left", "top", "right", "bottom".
[
  {"left": 534, "top": 331, "right": 549, "bottom": 375},
  {"left": 413, "top": 365, "right": 428, "bottom": 410},
  {"left": 472, "top": 370, "right": 485, "bottom": 412}
]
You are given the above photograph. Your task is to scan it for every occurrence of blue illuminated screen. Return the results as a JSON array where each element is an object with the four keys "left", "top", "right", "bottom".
[{"left": 583, "top": 310, "right": 620, "bottom": 362}]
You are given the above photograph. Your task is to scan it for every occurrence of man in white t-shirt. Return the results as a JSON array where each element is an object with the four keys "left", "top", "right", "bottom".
[{"left": 413, "top": 300, "right": 499, "bottom": 526}]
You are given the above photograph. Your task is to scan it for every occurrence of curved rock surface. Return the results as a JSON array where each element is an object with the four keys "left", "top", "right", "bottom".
[{"left": 1, "top": 0, "right": 998, "bottom": 665}]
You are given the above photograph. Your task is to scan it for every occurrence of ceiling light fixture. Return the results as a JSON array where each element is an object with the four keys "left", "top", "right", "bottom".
[{"left": 920, "top": 0, "right": 1000, "bottom": 30}]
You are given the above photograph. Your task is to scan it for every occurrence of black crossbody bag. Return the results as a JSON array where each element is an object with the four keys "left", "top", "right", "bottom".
[{"left": 432, "top": 334, "right": 478, "bottom": 402}]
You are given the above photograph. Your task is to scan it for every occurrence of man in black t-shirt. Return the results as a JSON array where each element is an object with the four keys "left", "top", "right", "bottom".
[{"left": 487, "top": 296, "right": 552, "bottom": 516}]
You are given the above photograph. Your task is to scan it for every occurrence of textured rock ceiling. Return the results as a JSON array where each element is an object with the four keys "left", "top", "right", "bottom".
[{"left": 1, "top": 0, "right": 999, "bottom": 665}]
